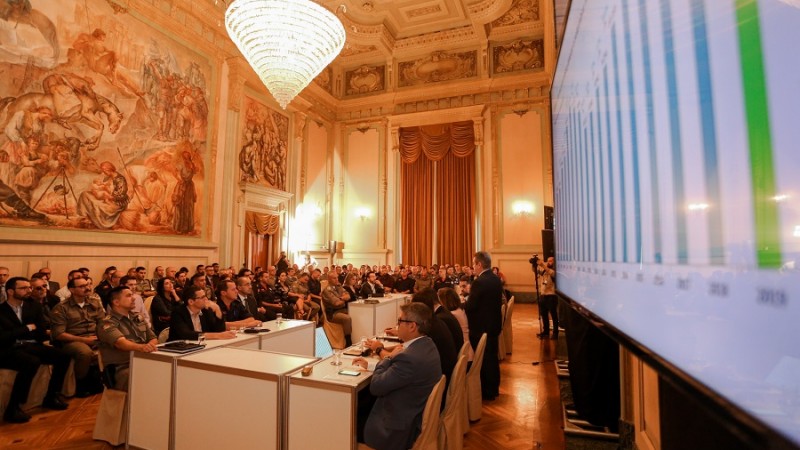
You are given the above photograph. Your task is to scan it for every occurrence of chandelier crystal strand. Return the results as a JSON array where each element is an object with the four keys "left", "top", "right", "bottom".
[{"left": 225, "top": 0, "right": 346, "bottom": 109}]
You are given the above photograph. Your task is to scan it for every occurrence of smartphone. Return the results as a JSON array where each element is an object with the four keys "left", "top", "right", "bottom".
[{"left": 338, "top": 369, "right": 361, "bottom": 376}]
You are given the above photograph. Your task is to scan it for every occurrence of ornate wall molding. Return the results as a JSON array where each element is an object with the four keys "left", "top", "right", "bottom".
[
  {"left": 345, "top": 65, "right": 386, "bottom": 96},
  {"left": 491, "top": 0, "right": 540, "bottom": 27},
  {"left": 398, "top": 50, "right": 478, "bottom": 87},
  {"left": 491, "top": 38, "right": 544, "bottom": 74},
  {"left": 226, "top": 57, "right": 246, "bottom": 112},
  {"left": 468, "top": 0, "right": 516, "bottom": 24}
]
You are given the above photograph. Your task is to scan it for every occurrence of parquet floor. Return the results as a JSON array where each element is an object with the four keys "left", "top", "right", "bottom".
[{"left": 0, "top": 303, "right": 564, "bottom": 450}]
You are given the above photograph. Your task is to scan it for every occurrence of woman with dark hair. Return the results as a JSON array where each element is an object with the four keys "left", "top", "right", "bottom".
[
  {"left": 150, "top": 277, "right": 181, "bottom": 334},
  {"left": 438, "top": 287, "right": 473, "bottom": 361}
]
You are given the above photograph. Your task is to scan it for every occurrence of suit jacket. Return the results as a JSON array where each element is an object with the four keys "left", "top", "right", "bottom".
[
  {"left": 464, "top": 269, "right": 503, "bottom": 340},
  {"left": 435, "top": 306, "right": 464, "bottom": 354},
  {"left": 168, "top": 305, "right": 226, "bottom": 341},
  {"left": 364, "top": 336, "right": 442, "bottom": 450},
  {"left": 0, "top": 300, "right": 49, "bottom": 348},
  {"left": 239, "top": 294, "right": 267, "bottom": 321},
  {"left": 359, "top": 282, "right": 385, "bottom": 298}
]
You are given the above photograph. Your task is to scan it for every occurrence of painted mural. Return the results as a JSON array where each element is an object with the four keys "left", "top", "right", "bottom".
[
  {"left": 238, "top": 96, "right": 288, "bottom": 191},
  {"left": 0, "top": 0, "right": 212, "bottom": 236}
]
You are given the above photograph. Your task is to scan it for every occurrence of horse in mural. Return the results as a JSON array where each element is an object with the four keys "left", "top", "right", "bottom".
[
  {"left": 0, "top": 0, "right": 60, "bottom": 64},
  {"left": 0, "top": 85, "right": 123, "bottom": 150}
]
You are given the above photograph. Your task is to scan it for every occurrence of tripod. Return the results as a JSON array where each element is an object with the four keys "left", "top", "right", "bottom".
[{"left": 32, "top": 165, "right": 79, "bottom": 219}]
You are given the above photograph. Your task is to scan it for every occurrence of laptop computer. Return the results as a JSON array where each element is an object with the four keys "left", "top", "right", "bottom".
[{"left": 314, "top": 327, "right": 334, "bottom": 359}]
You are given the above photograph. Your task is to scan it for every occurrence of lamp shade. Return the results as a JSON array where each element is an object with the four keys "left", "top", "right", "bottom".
[{"left": 225, "top": 0, "right": 346, "bottom": 109}]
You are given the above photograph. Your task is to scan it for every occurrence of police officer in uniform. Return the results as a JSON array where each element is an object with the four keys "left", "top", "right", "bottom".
[{"left": 97, "top": 286, "right": 157, "bottom": 390}]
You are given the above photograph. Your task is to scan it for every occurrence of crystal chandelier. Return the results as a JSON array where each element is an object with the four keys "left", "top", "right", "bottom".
[{"left": 225, "top": 0, "right": 346, "bottom": 109}]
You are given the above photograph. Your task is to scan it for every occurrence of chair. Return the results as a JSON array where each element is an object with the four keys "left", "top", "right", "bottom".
[
  {"left": 93, "top": 352, "right": 127, "bottom": 446},
  {"left": 410, "top": 375, "right": 446, "bottom": 450},
  {"left": 456, "top": 341, "right": 470, "bottom": 431},
  {"left": 143, "top": 295, "right": 155, "bottom": 319},
  {"left": 503, "top": 297, "right": 515, "bottom": 355},
  {"left": 157, "top": 327, "right": 170, "bottom": 344},
  {"left": 498, "top": 303, "right": 507, "bottom": 360},
  {"left": 439, "top": 355, "right": 468, "bottom": 450},
  {"left": 319, "top": 302, "right": 346, "bottom": 349},
  {"left": 466, "top": 333, "right": 487, "bottom": 422}
]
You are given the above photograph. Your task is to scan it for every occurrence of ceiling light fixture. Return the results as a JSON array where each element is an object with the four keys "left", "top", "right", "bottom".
[{"left": 225, "top": 0, "right": 346, "bottom": 109}]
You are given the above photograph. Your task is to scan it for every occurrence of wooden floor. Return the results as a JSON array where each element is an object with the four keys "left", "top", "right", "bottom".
[{"left": 0, "top": 303, "right": 565, "bottom": 450}]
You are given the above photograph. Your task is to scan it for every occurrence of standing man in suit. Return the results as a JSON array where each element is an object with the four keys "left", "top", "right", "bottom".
[
  {"left": 353, "top": 302, "right": 442, "bottom": 450},
  {"left": 464, "top": 250, "right": 503, "bottom": 400}
]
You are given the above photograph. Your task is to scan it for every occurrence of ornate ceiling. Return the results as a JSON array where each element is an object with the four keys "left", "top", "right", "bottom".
[{"left": 310, "top": 0, "right": 547, "bottom": 105}]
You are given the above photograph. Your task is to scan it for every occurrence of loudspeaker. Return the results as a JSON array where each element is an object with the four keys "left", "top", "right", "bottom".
[
  {"left": 541, "top": 229, "right": 555, "bottom": 260},
  {"left": 329, "top": 240, "right": 338, "bottom": 255},
  {"left": 544, "top": 205, "right": 554, "bottom": 230}
]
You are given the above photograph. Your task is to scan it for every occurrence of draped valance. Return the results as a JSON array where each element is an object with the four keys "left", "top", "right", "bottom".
[
  {"left": 398, "top": 121, "right": 475, "bottom": 163},
  {"left": 245, "top": 211, "right": 280, "bottom": 235}
]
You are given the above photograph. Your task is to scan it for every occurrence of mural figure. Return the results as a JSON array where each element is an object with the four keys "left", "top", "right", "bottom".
[
  {"left": 0, "top": 0, "right": 212, "bottom": 237},
  {"left": 237, "top": 97, "right": 288, "bottom": 191},
  {"left": 171, "top": 149, "right": 196, "bottom": 234},
  {"left": 0, "top": 0, "right": 59, "bottom": 64},
  {"left": 77, "top": 161, "right": 128, "bottom": 229}
]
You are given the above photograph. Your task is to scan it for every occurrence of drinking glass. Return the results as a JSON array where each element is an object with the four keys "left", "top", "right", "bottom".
[
  {"left": 276, "top": 313, "right": 283, "bottom": 325},
  {"left": 359, "top": 336, "right": 367, "bottom": 352},
  {"left": 331, "top": 349, "right": 343, "bottom": 366}
]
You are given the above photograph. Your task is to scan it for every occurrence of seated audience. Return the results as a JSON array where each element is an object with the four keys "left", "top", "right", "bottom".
[
  {"left": 359, "top": 271, "right": 385, "bottom": 299},
  {"left": 168, "top": 285, "right": 235, "bottom": 341},
  {"left": 438, "top": 287, "right": 473, "bottom": 361},
  {"left": 121, "top": 276, "right": 152, "bottom": 328},
  {"left": 235, "top": 275, "right": 269, "bottom": 321},
  {"left": 54, "top": 269, "right": 82, "bottom": 301},
  {"left": 216, "top": 279, "right": 262, "bottom": 329},
  {"left": 342, "top": 272, "right": 360, "bottom": 302},
  {"left": 97, "top": 286, "right": 158, "bottom": 390},
  {"left": 50, "top": 277, "right": 106, "bottom": 397},
  {"left": 0, "top": 277, "right": 71, "bottom": 423},
  {"left": 150, "top": 277, "right": 182, "bottom": 335},
  {"left": 393, "top": 268, "right": 415, "bottom": 294},
  {"left": 288, "top": 272, "right": 319, "bottom": 321}
]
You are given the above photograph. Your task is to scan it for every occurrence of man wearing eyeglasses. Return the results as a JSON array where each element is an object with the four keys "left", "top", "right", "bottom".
[
  {"left": 168, "top": 285, "right": 235, "bottom": 341},
  {"left": 50, "top": 277, "right": 106, "bottom": 397},
  {"left": 0, "top": 277, "right": 71, "bottom": 423},
  {"left": 37, "top": 267, "right": 60, "bottom": 293},
  {"left": 353, "top": 302, "right": 442, "bottom": 450}
]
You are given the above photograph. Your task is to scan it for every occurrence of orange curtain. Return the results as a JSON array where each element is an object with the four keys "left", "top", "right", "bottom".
[
  {"left": 399, "top": 121, "right": 475, "bottom": 265},
  {"left": 401, "top": 157, "right": 434, "bottom": 265},
  {"left": 245, "top": 211, "right": 280, "bottom": 235},
  {"left": 436, "top": 151, "right": 475, "bottom": 265}
]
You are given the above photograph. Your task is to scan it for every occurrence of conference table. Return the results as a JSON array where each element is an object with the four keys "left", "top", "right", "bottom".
[
  {"left": 347, "top": 293, "right": 411, "bottom": 341},
  {"left": 286, "top": 350, "right": 374, "bottom": 450},
  {"left": 127, "top": 319, "right": 315, "bottom": 450}
]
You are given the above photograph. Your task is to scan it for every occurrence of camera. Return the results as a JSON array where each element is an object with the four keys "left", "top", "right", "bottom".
[{"left": 529, "top": 254, "right": 539, "bottom": 268}]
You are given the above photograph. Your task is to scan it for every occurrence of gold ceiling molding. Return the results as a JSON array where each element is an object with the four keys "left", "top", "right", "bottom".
[
  {"left": 398, "top": 50, "right": 478, "bottom": 87},
  {"left": 467, "top": 0, "right": 516, "bottom": 24},
  {"left": 491, "top": 0, "right": 540, "bottom": 27},
  {"left": 393, "top": 26, "right": 480, "bottom": 52},
  {"left": 313, "top": 67, "right": 334, "bottom": 94},
  {"left": 345, "top": 65, "right": 386, "bottom": 96},
  {"left": 492, "top": 38, "right": 544, "bottom": 74}
]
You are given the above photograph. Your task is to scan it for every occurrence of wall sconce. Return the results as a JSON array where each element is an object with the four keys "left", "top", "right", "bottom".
[
  {"left": 356, "top": 122, "right": 370, "bottom": 133},
  {"left": 355, "top": 207, "right": 371, "bottom": 221},
  {"left": 511, "top": 200, "right": 535, "bottom": 217},
  {"left": 511, "top": 102, "right": 529, "bottom": 117},
  {"left": 687, "top": 203, "right": 710, "bottom": 211}
]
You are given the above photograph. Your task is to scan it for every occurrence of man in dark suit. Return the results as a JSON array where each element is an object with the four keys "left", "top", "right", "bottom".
[
  {"left": 235, "top": 275, "right": 270, "bottom": 321},
  {"left": 0, "top": 277, "right": 70, "bottom": 423},
  {"left": 464, "top": 251, "right": 504, "bottom": 400},
  {"left": 359, "top": 271, "right": 385, "bottom": 298},
  {"left": 168, "top": 285, "right": 236, "bottom": 341},
  {"left": 354, "top": 302, "right": 442, "bottom": 450},
  {"left": 409, "top": 288, "right": 459, "bottom": 383}
]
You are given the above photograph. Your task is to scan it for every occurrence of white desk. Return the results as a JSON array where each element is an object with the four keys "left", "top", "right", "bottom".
[
  {"left": 227, "top": 319, "right": 315, "bottom": 356},
  {"left": 127, "top": 331, "right": 262, "bottom": 450},
  {"left": 348, "top": 294, "right": 410, "bottom": 340},
  {"left": 127, "top": 320, "right": 314, "bottom": 450},
  {"left": 174, "top": 347, "right": 316, "bottom": 450},
  {"left": 286, "top": 351, "right": 375, "bottom": 450}
]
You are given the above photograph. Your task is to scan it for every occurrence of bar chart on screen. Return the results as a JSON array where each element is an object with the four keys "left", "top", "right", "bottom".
[{"left": 551, "top": 0, "right": 800, "bottom": 444}]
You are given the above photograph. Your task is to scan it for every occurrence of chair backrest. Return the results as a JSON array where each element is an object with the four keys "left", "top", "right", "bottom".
[
  {"left": 440, "top": 355, "right": 468, "bottom": 450},
  {"left": 444, "top": 355, "right": 467, "bottom": 410},
  {"left": 319, "top": 302, "right": 346, "bottom": 349},
  {"left": 411, "top": 375, "right": 446, "bottom": 450},
  {"left": 157, "top": 327, "right": 170, "bottom": 344},
  {"left": 468, "top": 333, "right": 487, "bottom": 379},
  {"left": 143, "top": 295, "right": 155, "bottom": 317},
  {"left": 457, "top": 340, "right": 470, "bottom": 361},
  {"left": 505, "top": 297, "right": 515, "bottom": 323}
]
